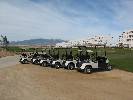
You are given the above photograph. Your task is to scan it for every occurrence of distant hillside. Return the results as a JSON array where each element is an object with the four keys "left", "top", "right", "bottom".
[{"left": 10, "top": 39, "right": 66, "bottom": 45}]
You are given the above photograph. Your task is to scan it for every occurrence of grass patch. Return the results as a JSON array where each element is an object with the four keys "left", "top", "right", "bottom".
[
  {"left": 5, "top": 46, "right": 22, "bottom": 52},
  {"left": 107, "top": 48, "right": 133, "bottom": 72}
]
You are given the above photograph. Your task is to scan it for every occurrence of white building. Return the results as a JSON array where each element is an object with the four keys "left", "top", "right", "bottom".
[
  {"left": 83, "top": 35, "right": 113, "bottom": 46},
  {"left": 118, "top": 30, "right": 133, "bottom": 48},
  {"left": 55, "top": 42, "right": 70, "bottom": 48},
  {"left": 56, "top": 35, "right": 113, "bottom": 47}
]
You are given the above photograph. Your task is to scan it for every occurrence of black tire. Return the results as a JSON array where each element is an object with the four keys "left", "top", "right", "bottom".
[
  {"left": 106, "top": 65, "right": 112, "bottom": 71},
  {"left": 42, "top": 62, "right": 47, "bottom": 67},
  {"left": 32, "top": 60, "right": 35, "bottom": 64},
  {"left": 20, "top": 61, "right": 24, "bottom": 64},
  {"left": 84, "top": 66, "right": 92, "bottom": 74},
  {"left": 34, "top": 60, "right": 38, "bottom": 65},
  {"left": 55, "top": 64, "right": 60, "bottom": 69},
  {"left": 24, "top": 60, "right": 28, "bottom": 64},
  {"left": 20, "top": 59, "right": 23, "bottom": 64},
  {"left": 68, "top": 63, "right": 75, "bottom": 70},
  {"left": 31, "top": 59, "right": 34, "bottom": 64},
  {"left": 21, "top": 59, "right": 28, "bottom": 64}
]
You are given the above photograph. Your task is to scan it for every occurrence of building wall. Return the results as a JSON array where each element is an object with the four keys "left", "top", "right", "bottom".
[
  {"left": 118, "top": 31, "right": 133, "bottom": 48},
  {"left": 56, "top": 35, "right": 113, "bottom": 47}
]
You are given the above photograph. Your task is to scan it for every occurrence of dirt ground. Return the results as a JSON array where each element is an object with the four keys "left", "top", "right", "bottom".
[
  {"left": 0, "top": 50, "right": 14, "bottom": 58},
  {"left": 0, "top": 55, "right": 19, "bottom": 68},
  {"left": 0, "top": 64, "right": 133, "bottom": 100}
]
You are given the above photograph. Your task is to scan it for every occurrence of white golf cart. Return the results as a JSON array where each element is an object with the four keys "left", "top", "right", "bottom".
[
  {"left": 77, "top": 44, "right": 112, "bottom": 74},
  {"left": 63, "top": 47, "right": 77, "bottom": 70},
  {"left": 19, "top": 49, "right": 34, "bottom": 64},
  {"left": 39, "top": 52, "right": 52, "bottom": 67},
  {"left": 50, "top": 48, "right": 64, "bottom": 69}
]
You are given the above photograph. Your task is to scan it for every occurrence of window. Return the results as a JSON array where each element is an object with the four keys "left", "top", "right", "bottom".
[
  {"left": 129, "top": 35, "right": 132, "bottom": 38},
  {"left": 127, "top": 39, "right": 131, "bottom": 41}
]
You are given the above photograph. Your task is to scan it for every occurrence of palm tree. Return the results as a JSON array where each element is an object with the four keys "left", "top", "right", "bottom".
[
  {"left": 0, "top": 39, "right": 2, "bottom": 46},
  {"left": 0, "top": 35, "right": 4, "bottom": 46},
  {"left": 4, "top": 36, "right": 9, "bottom": 47},
  {"left": 1, "top": 34, "right": 9, "bottom": 48}
]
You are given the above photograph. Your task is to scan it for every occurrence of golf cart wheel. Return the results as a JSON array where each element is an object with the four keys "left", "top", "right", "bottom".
[
  {"left": 32, "top": 60, "right": 35, "bottom": 64},
  {"left": 42, "top": 62, "right": 47, "bottom": 67},
  {"left": 31, "top": 59, "right": 34, "bottom": 64},
  {"left": 84, "top": 66, "right": 92, "bottom": 74},
  {"left": 106, "top": 65, "right": 112, "bottom": 71},
  {"left": 34, "top": 60, "right": 38, "bottom": 65},
  {"left": 24, "top": 60, "right": 28, "bottom": 64},
  {"left": 55, "top": 64, "right": 60, "bottom": 69},
  {"left": 20, "top": 61, "right": 24, "bottom": 64},
  {"left": 68, "top": 63, "right": 75, "bottom": 70},
  {"left": 22, "top": 59, "right": 28, "bottom": 64}
]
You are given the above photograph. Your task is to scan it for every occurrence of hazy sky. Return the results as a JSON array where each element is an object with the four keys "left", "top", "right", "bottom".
[{"left": 0, "top": 0, "right": 133, "bottom": 41}]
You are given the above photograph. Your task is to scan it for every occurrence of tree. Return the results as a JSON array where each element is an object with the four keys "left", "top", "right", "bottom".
[
  {"left": 0, "top": 39, "right": 2, "bottom": 46},
  {"left": 0, "top": 35, "right": 3, "bottom": 46},
  {"left": 1, "top": 35, "right": 9, "bottom": 48}
]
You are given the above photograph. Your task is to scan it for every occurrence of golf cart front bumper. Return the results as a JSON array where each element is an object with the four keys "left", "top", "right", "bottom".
[
  {"left": 62, "top": 61, "right": 66, "bottom": 68},
  {"left": 50, "top": 61, "right": 56, "bottom": 67},
  {"left": 19, "top": 58, "right": 26, "bottom": 62},
  {"left": 40, "top": 59, "right": 52, "bottom": 66}
]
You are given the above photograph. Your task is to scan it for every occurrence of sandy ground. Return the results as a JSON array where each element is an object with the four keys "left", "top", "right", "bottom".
[
  {"left": 0, "top": 64, "right": 133, "bottom": 100},
  {"left": 0, "top": 55, "right": 19, "bottom": 68},
  {"left": 0, "top": 50, "right": 14, "bottom": 58}
]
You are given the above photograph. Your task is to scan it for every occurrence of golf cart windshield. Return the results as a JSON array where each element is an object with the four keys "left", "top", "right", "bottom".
[{"left": 65, "top": 48, "right": 73, "bottom": 60}]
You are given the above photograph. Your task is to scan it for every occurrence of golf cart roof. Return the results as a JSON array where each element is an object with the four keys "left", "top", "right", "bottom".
[
  {"left": 86, "top": 44, "right": 106, "bottom": 47},
  {"left": 87, "top": 50, "right": 93, "bottom": 53},
  {"left": 53, "top": 47, "right": 60, "bottom": 49},
  {"left": 76, "top": 44, "right": 106, "bottom": 47},
  {"left": 72, "top": 47, "right": 78, "bottom": 48},
  {"left": 78, "top": 50, "right": 82, "bottom": 52},
  {"left": 76, "top": 46, "right": 87, "bottom": 50},
  {"left": 76, "top": 45, "right": 87, "bottom": 48},
  {"left": 78, "top": 49, "right": 93, "bottom": 53}
]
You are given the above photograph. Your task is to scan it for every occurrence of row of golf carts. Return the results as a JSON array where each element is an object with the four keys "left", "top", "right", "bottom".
[{"left": 19, "top": 44, "right": 112, "bottom": 74}]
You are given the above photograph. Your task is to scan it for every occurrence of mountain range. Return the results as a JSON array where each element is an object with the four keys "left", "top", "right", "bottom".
[{"left": 10, "top": 38, "right": 66, "bottom": 45}]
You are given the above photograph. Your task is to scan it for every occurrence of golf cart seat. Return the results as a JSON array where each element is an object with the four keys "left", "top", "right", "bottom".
[
  {"left": 96, "top": 56, "right": 107, "bottom": 63},
  {"left": 66, "top": 54, "right": 73, "bottom": 61},
  {"left": 21, "top": 53, "right": 27, "bottom": 58}
]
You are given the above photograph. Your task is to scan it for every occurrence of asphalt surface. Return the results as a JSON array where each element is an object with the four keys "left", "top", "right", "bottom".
[{"left": 0, "top": 55, "right": 19, "bottom": 68}]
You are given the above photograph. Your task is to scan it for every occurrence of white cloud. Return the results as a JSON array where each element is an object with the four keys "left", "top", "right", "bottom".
[
  {"left": 0, "top": 0, "right": 133, "bottom": 41},
  {"left": 0, "top": 0, "right": 75, "bottom": 40}
]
